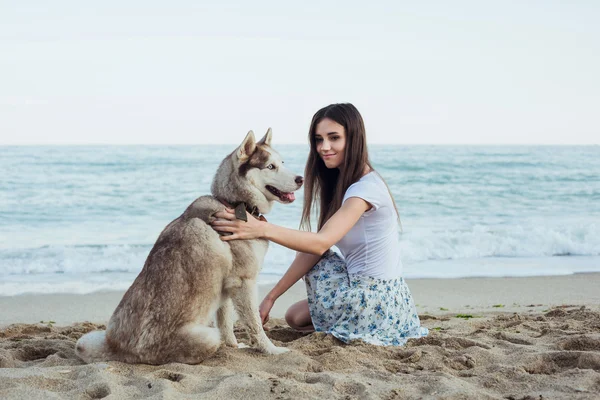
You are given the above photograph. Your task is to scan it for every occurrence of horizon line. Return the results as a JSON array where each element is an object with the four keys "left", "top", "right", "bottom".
[{"left": 1, "top": 143, "right": 599, "bottom": 147}]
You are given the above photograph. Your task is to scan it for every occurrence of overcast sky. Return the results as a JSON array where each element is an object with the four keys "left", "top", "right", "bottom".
[{"left": 1, "top": 1, "right": 598, "bottom": 145}]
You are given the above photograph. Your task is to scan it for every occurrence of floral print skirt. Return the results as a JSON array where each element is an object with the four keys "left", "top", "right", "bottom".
[{"left": 305, "top": 250, "right": 428, "bottom": 346}]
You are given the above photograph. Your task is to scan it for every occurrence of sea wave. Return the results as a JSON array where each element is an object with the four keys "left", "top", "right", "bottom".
[
  {"left": 1, "top": 222, "right": 598, "bottom": 278},
  {"left": 0, "top": 244, "right": 151, "bottom": 276},
  {"left": 399, "top": 223, "right": 600, "bottom": 263}
]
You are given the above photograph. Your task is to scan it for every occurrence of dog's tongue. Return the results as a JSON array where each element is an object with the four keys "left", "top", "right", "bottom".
[{"left": 282, "top": 192, "right": 295, "bottom": 202}]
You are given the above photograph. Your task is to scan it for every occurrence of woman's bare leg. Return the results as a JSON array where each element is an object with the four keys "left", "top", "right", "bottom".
[{"left": 285, "top": 299, "right": 314, "bottom": 332}]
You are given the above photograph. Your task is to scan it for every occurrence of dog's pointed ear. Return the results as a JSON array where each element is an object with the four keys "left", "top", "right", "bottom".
[
  {"left": 257, "top": 127, "right": 272, "bottom": 147},
  {"left": 237, "top": 130, "right": 256, "bottom": 161}
]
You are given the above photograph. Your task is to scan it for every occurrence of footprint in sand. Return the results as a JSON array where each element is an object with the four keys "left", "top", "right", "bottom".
[
  {"left": 8, "top": 339, "right": 75, "bottom": 362},
  {"left": 154, "top": 370, "right": 185, "bottom": 383},
  {"left": 416, "top": 336, "right": 491, "bottom": 350},
  {"left": 333, "top": 380, "right": 368, "bottom": 397},
  {"left": 557, "top": 336, "right": 600, "bottom": 351},
  {"left": 0, "top": 349, "right": 17, "bottom": 367},
  {"left": 493, "top": 332, "right": 534, "bottom": 346},
  {"left": 84, "top": 382, "right": 111, "bottom": 399},
  {"left": 445, "top": 354, "right": 476, "bottom": 370},
  {"left": 265, "top": 326, "right": 311, "bottom": 343},
  {"left": 523, "top": 351, "right": 600, "bottom": 374},
  {"left": 302, "top": 372, "right": 336, "bottom": 385}
]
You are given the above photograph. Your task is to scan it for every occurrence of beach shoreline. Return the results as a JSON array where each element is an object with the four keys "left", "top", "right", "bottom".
[{"left": 1, "top": 273, "right": 599, "bottom": 327}]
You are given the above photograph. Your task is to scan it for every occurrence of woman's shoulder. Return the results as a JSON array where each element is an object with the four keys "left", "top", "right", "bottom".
[
  {"left": 347, "top": 171, "right": 386, "bottom": 192},
  {"left": 345, "top": 173, "right": 375, "bottom": 194},
  {"left": 343, "top": 172, "right": 390, "bottom": 207}
]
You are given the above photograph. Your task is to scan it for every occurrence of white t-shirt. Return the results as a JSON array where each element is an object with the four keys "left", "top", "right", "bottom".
[{"left": 335, "top": 172, "right": 403, "bottom": 279}]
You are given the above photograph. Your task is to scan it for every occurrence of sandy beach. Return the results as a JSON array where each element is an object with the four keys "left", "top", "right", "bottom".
[{"left": 1, "top": 274, "right": 600, "bottom": 399}]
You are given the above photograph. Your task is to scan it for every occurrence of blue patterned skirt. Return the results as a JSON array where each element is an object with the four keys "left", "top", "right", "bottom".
[{"left": 305, "top": 250, "right": 428, "bottom": 346}]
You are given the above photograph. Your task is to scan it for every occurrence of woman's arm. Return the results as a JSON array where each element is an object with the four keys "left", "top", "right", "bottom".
[
  {"left": 266, "top": 252, "right": 322, "bottom": 301},
  {"left": 211, "top": 197, "right": 371, "bottom": 255},
  {"left": 258, "top": 251, "right": 321, "bottom": 325}
]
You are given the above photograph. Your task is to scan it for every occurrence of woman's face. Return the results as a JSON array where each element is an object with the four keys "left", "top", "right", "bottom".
[{"left": 315, "top": 118, "right": 346, "bottom": 169}]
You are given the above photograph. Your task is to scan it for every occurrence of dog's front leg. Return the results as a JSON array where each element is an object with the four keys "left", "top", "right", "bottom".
[
  {"left": 217, "top": 298, "right": 239, "bottom": 348},
  {"left": 231, "top": 279, "right": 289, "bottom": 355}
]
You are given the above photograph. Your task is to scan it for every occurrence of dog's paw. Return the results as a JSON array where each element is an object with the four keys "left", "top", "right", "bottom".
[{"left": 237, "top": 343, "right": 249, "bottom": 349}]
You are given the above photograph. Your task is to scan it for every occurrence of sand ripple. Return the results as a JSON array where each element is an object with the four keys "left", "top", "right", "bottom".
[{"left": 1, "top": 306, "right": 600, "bottom": 399}]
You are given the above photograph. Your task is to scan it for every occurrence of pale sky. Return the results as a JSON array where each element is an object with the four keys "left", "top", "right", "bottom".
[{"left": 1, "top": 1, "right": 598, "bottom": 145}]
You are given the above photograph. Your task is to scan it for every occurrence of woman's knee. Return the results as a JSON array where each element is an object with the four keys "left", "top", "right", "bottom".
[
  {"left": 284, "top": 306, "right": 301, "bottom": 328},
  {"left": 285, "top": 300, "right": 310, "bottom": 329},
  {"left": 284, "top": 308, "right": 296, "bottom": 327}
]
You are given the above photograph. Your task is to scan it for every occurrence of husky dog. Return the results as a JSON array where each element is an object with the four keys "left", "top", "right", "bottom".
[{"left": 76, "top": 129, "right": 303, "bottom": 365}]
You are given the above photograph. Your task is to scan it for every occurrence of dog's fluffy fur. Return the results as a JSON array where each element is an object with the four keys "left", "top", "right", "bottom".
[{"left": 76, "top": 129, "right": 302, "bottom": 364}]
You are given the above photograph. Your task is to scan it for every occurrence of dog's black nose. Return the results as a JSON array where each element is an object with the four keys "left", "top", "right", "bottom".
[{"left": 295, "top": 176, "right": 304, "bottom": 185}]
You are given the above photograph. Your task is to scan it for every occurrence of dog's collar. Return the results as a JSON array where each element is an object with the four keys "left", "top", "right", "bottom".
[{"left": 217, "top": 198, "right": 265, "bottom": 222}]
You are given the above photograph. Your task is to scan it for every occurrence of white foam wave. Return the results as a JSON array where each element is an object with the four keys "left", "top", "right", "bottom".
[
  {"left": 399, "top": 223, "right": 600, "bottom": 263},
  {"left": 0, "top": 244, "right": 150, "bottom": 276},
  {"left": 1, "top": 223, "right": 598, "bottom": 278},
  {"left": 1, "top": 222, "right": 599, "bottom": 295}
]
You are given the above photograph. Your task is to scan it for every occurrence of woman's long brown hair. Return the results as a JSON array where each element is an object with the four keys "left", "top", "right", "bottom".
[{"left": 300, "top": 103, "right": 400, "bottom": 232}]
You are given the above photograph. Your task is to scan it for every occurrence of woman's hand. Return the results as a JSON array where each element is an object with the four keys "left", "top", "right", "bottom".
[
  {"left": 211, "top": 208, "right": 267, "bottom": 241},
  {"left": 259, "top": 295, "right": 275, "bottom": 329}
]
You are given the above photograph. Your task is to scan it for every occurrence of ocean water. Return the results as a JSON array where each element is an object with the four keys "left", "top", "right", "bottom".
[{"left": 1, "top": 145, "right": 599, "bottom": 296}]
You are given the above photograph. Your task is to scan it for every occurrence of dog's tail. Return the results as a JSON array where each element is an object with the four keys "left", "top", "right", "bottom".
[{"left": 75, "top": 330, "right": 123, "bottom": 363}]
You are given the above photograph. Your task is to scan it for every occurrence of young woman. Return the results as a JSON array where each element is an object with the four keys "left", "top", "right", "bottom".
[{"left": 211, "top": 103, "right": 428, "bottom": 346}]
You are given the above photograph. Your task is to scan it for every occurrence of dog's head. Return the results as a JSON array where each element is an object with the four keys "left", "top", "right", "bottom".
[{"left": 212, "top": 128, "right": 303, "bottom": 214}]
